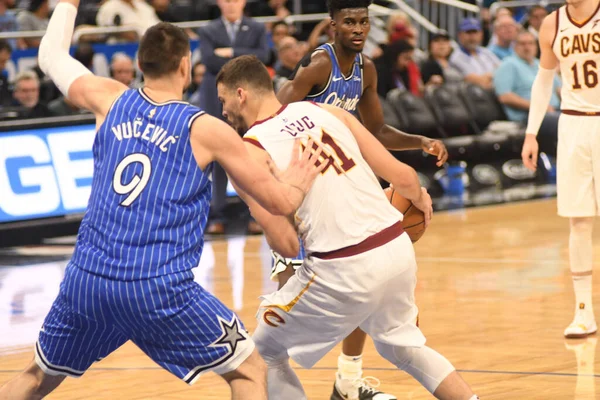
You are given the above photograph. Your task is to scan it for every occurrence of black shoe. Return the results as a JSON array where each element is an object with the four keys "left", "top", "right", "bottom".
[{"left": 330, "top": 375, "right": 397, "bottom": 400}]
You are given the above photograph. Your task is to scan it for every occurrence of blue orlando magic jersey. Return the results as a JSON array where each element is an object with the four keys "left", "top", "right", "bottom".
[
  {"left": 306, "top": 43, "right": 364, "bottom": 115},
  {"left": 71, "top": 89, "right": 211, "bottom": 281}
]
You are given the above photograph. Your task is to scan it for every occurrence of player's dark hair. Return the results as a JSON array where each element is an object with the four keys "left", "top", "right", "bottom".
[
  {"left": 327, "top": 0, "right": 373, "bottom": 18},
  {"left": 216, "top": 55, "right": 274, "bottom": 94},
  {"left": 0, "top": 39, "right": 12, "bottom": 54},
  {"left": 138, "top": 23, "right": 190, "bottom": 79}
]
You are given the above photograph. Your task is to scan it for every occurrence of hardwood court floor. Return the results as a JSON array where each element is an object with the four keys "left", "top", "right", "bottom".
[{"left": 1, "top": 199, "right": 599, "bottom": 399}]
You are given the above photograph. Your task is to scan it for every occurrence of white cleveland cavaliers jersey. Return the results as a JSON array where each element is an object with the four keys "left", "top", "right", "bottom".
[
  {"left": 553, "top": 3, "right": 600, "bottom": 113},
  {"left": 243, "top": 101, "right": 402, "bottom": 253}
]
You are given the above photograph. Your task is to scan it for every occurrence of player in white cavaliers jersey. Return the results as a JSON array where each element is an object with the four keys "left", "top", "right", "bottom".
[
  {"left": 216, "top": 55, "right": 479, "bottom": 400},
  {"left": 522, "top": 0, "right": 600, "bottom": 338}
]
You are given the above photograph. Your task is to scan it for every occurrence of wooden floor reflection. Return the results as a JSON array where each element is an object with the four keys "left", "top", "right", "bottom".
[{"left": 0, "top": 199, "right": 598, "bottom": 399}]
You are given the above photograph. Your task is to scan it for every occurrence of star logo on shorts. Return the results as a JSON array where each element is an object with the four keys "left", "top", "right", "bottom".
[{"left": 210, "top": 316, "right": 246, "bottom": 354}]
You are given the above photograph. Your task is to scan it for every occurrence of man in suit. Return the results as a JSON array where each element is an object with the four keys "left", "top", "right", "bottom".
[{"left": 199, "top": 0, "right": 270, "bottom": 234}]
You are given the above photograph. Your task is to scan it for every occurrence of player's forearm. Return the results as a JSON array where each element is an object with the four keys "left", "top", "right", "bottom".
[
  {"left": 373, "top": 124, "right": 424, "bottom": 151},
  {"left": 389, "top": 163, "right": 422, "bottom": 203},
  {"left": 39, "top": 2, "right": 90, "bottom": 96},
  {"left": 261, "top": 219, "right": 300, "bottom": 258},
  {"left": 235, "top": 181, "right": 300, "bottom": 257},
  {"left": 525, "top": 67, "right": 555, "bottom": 135}
]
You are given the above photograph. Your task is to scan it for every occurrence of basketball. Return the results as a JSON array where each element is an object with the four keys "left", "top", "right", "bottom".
[{"left": 384, "top": 187, "right": 426, "bottom": 243}]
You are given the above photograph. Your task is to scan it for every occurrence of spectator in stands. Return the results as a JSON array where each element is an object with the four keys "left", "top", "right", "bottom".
[
  {"left": 110, "top": 52, "right": 137, "bottom": 88},
  {"left": 198, "top": 0, "right": 269, "bottom": 235},
  {"left": 275, "top": 36, "right": 303, "bottom": 78},
  {"left": 450, "top": 17, "right": 500, "bottom": 89},
  {"left": 48, "top": 96, "right": 88, "bottom": 116},
  {"left": 387, "top": 21, "right": 426, "bottom": 66},
  {"left": 487, "top": 14, "right": 517, "bottom": 60},
  {"left": 150, "top": 0, "right": 199, "bottom": 38},
  {"left": 421, "top": 31, "right": 463, "bottom": 88},
  {"left": 376, "top": 39, "right": 424, "bottom": 97},
  {"left": 150, "top": 0, "right": 177, "bottom": 22},
  {"left": 12, "top": 71, "right": 52, "bottom": 118},
  {"left": 0, "top": 39, "right": 11, "bottom": 105},
  {"left": 97, "top": 0, "right": 160, "bottom": 42},
  {"left": 186, "top": 61, "right": 206, "bottom": 107},
  {"left": 307, "top": 17, "right": 333, "bottom": 50},
  {"left": 254, "top": 0, "right": 290, "bottom": 20},
  {"left": 17, "top": 0, "right": 49, "bottom": 48},
  {"left": 273, "top": 35, "right": 304, "bottom": 91},
  {"left": 0, "top": 0, "right": 20, "bottom": 50},
  {"left": 524, "top": 5, "right": 547, "bottom": 39},
  {"left": 493, "top": 30, "right": 560, "bottom": 141},
  {"left": 267, "top": 20, "right": 290, "bottom": 66},
  {"left": 524, "top": 5, "right": 547, "bottom": 57},
  {"left": 271, "top": 20, "right": 290, "bottom": 48},
  {"left": 74, "top": 41, "right": 95, "bottom": 70}
]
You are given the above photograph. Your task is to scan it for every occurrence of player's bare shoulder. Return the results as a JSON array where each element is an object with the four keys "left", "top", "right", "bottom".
[
  {"left": 291, "top": 48, "right": 333, "bottom": 83},
  {"left": 539, "top": 9, "right": 559, "bottom": 46}
]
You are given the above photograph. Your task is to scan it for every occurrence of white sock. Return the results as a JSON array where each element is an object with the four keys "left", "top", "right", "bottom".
[
  {"left": 469, "top": 396, "right": 479, "bottom": 400},
  {"left": 569, "top": 219, "right": 594, "bottom": 317},
  {"left": 337, "top": 353, "right": 363, "bottom": 381},
  {"left": 573, "top": 275, "right": 594, "bottom": 316}
]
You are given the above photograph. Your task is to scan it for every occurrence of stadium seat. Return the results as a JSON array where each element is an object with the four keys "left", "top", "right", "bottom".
[
  {"left": 459, "top": 83, "right": 508, "bottom": 132},
  {"left": 386, "top": 88, "right": 443, "bottom": 138},
  {"left": 424, "top": 84, "right": 479, "bottom": 137},
  {"left": 379, "top": 95, "right": 402, "bottom": 131}
]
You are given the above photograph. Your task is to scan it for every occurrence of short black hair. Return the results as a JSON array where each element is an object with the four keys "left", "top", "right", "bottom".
[
  {"left": 327, "top": 0, "right": 373, "bottom": 18},
  {"left": 216, "top": 55, "right": 273, "bottom": 94},
  {"left": 272, "top": 20, "right": 289, "bottom": 32},
  {"left": 138, "top": 23, "right": 190, "bottom": 79},
  {"left": 0, "top": 39, "right": 11, "bottom": 54}
]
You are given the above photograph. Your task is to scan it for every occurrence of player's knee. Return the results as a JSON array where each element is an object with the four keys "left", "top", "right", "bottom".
[
  {"left": 373, "top": 341, "right": 412, "bottom": 369},
  {"left": 22, "top": 361, "right": 65, "bottom": 399},
  {"left": 570, "top": 217, "right": 594, "bottom": 236},
  {"left": 222, "top": 349, "right": 266, "bottom": 385},
  {"left": 253, "top": 326, "right": 288, "bottom": 366},
  {"left": 373, "top": 342, "right": 455, "bottom": 393}
]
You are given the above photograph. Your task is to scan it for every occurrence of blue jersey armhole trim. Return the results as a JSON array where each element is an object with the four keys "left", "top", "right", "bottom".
[{"left": 188, "top": 111, "right": 206, "bottom": 130}]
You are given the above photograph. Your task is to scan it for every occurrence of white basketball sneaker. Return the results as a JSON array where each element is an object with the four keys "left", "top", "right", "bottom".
[{"left": 564, "top": 305, "right": 597, "bottom": 339}]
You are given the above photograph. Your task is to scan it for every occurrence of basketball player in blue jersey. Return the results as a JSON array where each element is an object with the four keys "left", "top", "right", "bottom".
[
  {"left": 274, "top": 1, "right": 448, "bottom": 399},
  {"left": 0, "top": 1, "right": 325, "bottom": 399}
]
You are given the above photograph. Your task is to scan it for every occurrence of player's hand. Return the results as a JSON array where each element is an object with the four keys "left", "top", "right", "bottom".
[
  {"left": 412, "top": 187, "right": 433, "bottom": 228},
  {"left": 521, "top": 134, "right": 539, "bottom": 172},
  {"left": 267, "top": 138, "right": 327, "bottom": 208},
  {"left": 421, "top": 137, "right": 448, "bottom": 167}
]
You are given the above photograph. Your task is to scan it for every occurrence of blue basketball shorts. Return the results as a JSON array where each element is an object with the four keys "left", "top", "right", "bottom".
[{"left": 35, "top": 263, "right": 254, "bottom": 384}]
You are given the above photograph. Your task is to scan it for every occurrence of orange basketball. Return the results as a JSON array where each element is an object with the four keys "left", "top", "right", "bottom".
[{"left": 384, "top": 187, "right": 426, "bottom": 243}]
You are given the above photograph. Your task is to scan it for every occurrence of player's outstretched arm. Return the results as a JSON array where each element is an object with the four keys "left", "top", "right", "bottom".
[
  {"left": 190, "top": 114, "right": 326, "bottom": 216},
  {"left": 522, "top": 11, "right": 560, "bottom": 172},
  {"left": 277, "top": 51, "right": 331, "bottom": 104},
  {"left": 358, "top": 59, "right": 448, "bottom": 166},
  {"left": 230, "top": 144, "right": 301, "bottom": 258},
  {"left": 38, "top": 0, "right": 128, "bottom": 119},
  {"left": 321, "top": 103, "right": 432, "bottom": 225}
]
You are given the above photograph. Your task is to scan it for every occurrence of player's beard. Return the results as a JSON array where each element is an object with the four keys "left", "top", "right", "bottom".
[{"left": 230, "top": 113, "right": 248, "bottom": 136}]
